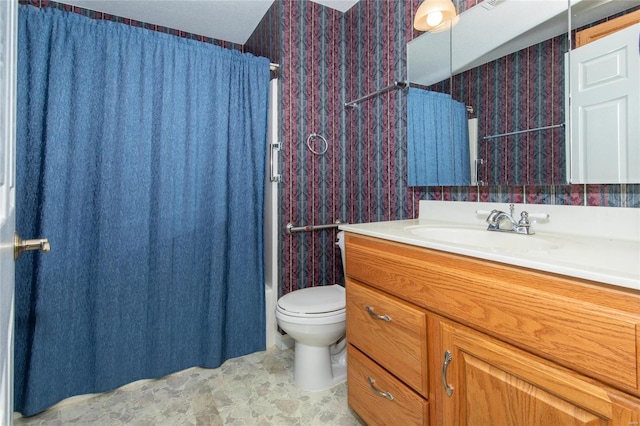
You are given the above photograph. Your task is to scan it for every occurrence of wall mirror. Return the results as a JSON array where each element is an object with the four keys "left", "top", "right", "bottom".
[
  {"left": 566, "top": 2, "right": 640, "bottom": 184},
  {"left": 407, "top": 0, "right": 639, "bottom": 186},
  {"left": 406, "top": 20, "right": 474, "bottom": 187}
]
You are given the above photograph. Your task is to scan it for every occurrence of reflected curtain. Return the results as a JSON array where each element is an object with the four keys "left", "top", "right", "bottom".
[
  {"left": 16, "top": 5, "right": 270, "bottom": 416},
  {"left": 407, "top": 89, "right": 470, "bottom": 186}
]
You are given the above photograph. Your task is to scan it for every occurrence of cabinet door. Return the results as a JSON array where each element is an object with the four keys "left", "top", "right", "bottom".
[{"left": 429, "top": 315, "right": 640, "bottom": 426}]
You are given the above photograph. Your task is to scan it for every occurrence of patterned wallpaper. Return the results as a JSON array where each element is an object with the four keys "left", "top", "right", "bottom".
[
  {"left": 19, "top": 1, "right": 640, "bottom": 299},
  {"left": 277, "top": 1, "right": 348, "bottom": 294},
  {"left": 246, "top": 0, "right": 640, "bottom": 297},
  {"left": 451, "top": 36, "right": 567, "bottom": 186}
]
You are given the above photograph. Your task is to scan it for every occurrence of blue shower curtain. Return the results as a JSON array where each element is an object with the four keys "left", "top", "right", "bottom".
[
  {"left": 15, "top": 6, "right": 270, "bottom": 416},
  {"left": 407, "top": 89, "right": 470, "bottom": 186}
]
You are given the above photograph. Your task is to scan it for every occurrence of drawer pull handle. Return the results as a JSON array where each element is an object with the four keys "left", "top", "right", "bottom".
[
  {"left": 442, "top": 350, "right": 454, "bottom": 397},
  {"left": 367, "top": 377, "right": 394, "bottom": 401},
  {"left": 365, "top": 306, "right": 391, "bottom": 322}
]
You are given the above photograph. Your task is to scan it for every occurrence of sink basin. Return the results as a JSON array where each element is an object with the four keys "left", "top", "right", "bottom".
[{"left": 404, "top": 226, "right": 562, "bottom": 252}]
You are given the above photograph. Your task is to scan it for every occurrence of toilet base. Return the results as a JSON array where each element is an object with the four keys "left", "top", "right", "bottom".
[{"left": 293, "top": 341, "right": 347, "bottom": 392}]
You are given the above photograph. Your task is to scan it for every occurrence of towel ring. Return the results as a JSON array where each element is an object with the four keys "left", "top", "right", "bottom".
[{"left": 306, "top": 133, "right": 328, "bottom": 155}]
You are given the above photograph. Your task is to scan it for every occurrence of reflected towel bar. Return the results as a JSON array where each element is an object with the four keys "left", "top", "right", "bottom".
[
  {"left": 484, "top": 123, "right": 564, "bottom": 140},
  {"left": 286, "top": 220, "right": 344, "bottom": 234}
]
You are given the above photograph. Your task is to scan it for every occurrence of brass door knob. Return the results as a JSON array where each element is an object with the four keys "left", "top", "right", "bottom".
[{"left": 14, "top": 233, "right": 50, "bottom": 261}]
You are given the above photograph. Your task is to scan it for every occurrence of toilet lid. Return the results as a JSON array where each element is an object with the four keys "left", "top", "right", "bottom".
[{"left": 277, "top": 284, "right": 345, "bottom": 315}]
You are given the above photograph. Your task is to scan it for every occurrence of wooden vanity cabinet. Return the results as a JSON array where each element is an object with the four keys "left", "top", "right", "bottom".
[
  {"left": 430, "top": 314, "right": 640, "bottom": 425},
  {"left": 344, "top": 233, "right": 640, "bottom": 425}
]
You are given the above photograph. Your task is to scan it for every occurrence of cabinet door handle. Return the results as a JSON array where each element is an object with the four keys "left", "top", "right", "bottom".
[
  {"left": 367, "top": 377, "right": 394, "bottom": 401},
  {"left": 365, "top": 306, "right": 391, "bottom": 322},
  {"left": 442, "top": 350, "right": 454, "bottom": 397}
]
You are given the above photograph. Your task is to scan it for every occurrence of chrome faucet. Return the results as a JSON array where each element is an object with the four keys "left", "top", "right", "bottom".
[{"left": 485, "top": 204, "right": 534, "bottom": 235}]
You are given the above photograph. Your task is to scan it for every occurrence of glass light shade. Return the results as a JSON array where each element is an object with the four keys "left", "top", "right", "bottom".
[
  {"left": 414, "top": 0, "right": 458, "bottom": 32},
  {"left": 426, "top": 11, "right": 443, "bottom": 27}
]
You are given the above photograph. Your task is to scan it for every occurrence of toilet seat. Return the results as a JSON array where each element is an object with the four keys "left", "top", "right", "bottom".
[
  {"left": 276, "top": 284, "right": 345, "bottom": 318},
  {"left": 275, "top": 307, "right": 346, "bottom": 326}
]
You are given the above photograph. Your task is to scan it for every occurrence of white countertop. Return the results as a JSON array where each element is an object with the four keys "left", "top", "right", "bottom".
[{"left": 339, "top": 201, "right": 640, "bottom": 291}]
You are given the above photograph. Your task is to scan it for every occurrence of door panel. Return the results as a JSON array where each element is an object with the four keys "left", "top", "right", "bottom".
[
  {"left": 431, "top": 314, "right": 640, "bottom": 425},
  {"left": 0, "top": 0, "right": 17, "bottom": 424},
  {"left": 568, "top": 22, "right": 640, "bottom": 183},
  {"left": 462, "top": 353, "right": 602, "bottom": 425}
]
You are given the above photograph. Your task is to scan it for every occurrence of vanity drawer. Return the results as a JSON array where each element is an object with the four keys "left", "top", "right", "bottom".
[
  {"left": 346, "top": 279, "right": 428, "bottom": 397},
  {"left": 347, "top": 344, "right": 429, "bottom": 426}
]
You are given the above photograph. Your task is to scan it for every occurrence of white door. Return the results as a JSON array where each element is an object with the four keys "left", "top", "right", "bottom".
[
  {"left": 0, "top": 0, "right": 17, "bottom": 424},
  {"left": 567, "top": 23, "right": 640, "bottom": 183}
]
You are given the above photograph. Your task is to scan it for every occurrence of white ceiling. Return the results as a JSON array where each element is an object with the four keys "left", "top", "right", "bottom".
[
  {"left": 309, "top": 0, "right": 359, "bottom": 13},
  {"left": 61, "top": 0, "right": 360, "bottom": 45}
]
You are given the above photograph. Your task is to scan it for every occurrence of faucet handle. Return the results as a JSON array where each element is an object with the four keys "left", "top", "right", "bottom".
[
  {"left": 516, "top": 211, "right": 536, "bottom": 235},
  {"left": 527, "top": 212, "right": 550, "bottom": 222},
  {"left": 518, "top": 211, "right": 530, "bottom": 227}
]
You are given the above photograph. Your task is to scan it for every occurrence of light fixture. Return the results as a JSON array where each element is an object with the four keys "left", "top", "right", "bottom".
[{"left": 414, "top": 0, "right": 458, "bottom": 32}]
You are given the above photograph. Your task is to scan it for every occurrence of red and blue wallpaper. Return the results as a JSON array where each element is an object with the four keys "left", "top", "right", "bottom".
[{"left": 254, "top": 0, "right": 639, "bottom": 297}]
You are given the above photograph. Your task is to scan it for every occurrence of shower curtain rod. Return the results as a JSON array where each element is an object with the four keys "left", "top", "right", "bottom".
[
  {"left": 344, "top": 81, "right": 408, "bottom": 109},
  {"left": 345, "top": 81, "right": 474, "bottom": 113},
  {"left": 405, "top": 82, "right": 474, "bottom": 113}
]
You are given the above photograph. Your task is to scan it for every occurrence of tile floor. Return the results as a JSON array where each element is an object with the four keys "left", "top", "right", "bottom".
[{"left": 14, "top": 346, "right": 364, "bottom": 426}]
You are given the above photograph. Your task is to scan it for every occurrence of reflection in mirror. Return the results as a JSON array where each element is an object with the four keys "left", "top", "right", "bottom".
[
  {"left": 566, "top": 4, "right": 640, "bottom": 184},
  {"left": 408, "top": 0, "right": 571, "bottom": 186},
  {"left": 406, "top": 17, "right": 465, "bottom": 187},
  {"left": 409, "top": 1, "right": 570, "bottom": 87},
  {"left": 407, "top": 90, "right": 471, "bottom": 186},
  {"left": 469, "top": 0, "right": 569, "bottom": 186},
  {"left": 455, "top": 0, "right": 570, "bottom": 186},
  {"left": 407, "top": 0, "right": 640, "bottom": 186}
]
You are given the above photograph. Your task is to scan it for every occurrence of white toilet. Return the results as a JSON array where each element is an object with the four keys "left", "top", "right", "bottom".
[{"left": 275, "top": 231, "right": 347, "bottom": 391}]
